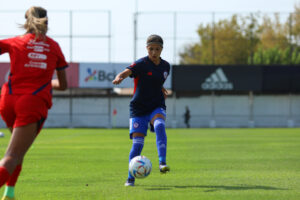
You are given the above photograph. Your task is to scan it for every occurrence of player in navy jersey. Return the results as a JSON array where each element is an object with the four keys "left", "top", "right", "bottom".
[{"left": 112, "top": 34, "right": 170, "bottom": 186}]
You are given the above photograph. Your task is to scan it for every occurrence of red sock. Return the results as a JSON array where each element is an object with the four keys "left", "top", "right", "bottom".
[
  {"left": 6, "top": 165, "right": 22, "bottom": 186},
  {"left": 0, "top": 167, "right": 10, "bottom": 188}
]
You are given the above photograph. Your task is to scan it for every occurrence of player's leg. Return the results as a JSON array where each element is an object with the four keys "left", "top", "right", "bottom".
[
  {"left": 2, "top": 163, "right": 22, "bottom": 200},
  {"left": 125, "top": 132, "right": 144, "bottom": 186},
  {"left": 125, "top": 117, "right": 148, "bottom": 186},
  {"left": 2, "top": 128, "right": 23, "bottom": 200},
  {"left": 0, "top": 124, "right": 37, "bottom": 200},
  {"left": 0, "top": 95, "right": 47, "bottom": 199},
  {"left": 150, "top": 108, "right": 170, "bottom": 173},
  {"left": 0, "top": 122, "right": 37, "bottom": 187},
  {"left": 0, "top": 96, "right": 18, "bottom": 189}
]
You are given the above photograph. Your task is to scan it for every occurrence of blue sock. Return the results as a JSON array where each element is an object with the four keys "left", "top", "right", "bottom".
[
  {"left": 128, "top": 136, "right": 144, "bottom": 180},
  {"left": 154, "top": 118, "right": 167, "bottom": 164}
]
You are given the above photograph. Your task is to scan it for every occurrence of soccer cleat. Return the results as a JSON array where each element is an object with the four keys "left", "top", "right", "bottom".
[
  {"left": 159, "top": 164, "right": 170, "bottom": 173},
  {"left": 1, "top": 196, "right": 15, "bottom": 200},
  {"left": 124, "top": 178, "right": 135, "bottom": 187}
]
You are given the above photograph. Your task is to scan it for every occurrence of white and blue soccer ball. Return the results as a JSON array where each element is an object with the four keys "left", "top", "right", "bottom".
[
  {"left": 0, "top": 132, "right": 4, "bottom": 137},
  {"left": 129, "top": 155, "right": 152, "bottom": 179}
]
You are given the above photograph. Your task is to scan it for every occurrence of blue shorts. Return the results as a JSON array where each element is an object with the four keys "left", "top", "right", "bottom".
[{"left": 129, "top": 107, "right": 166, "bottom": 139}]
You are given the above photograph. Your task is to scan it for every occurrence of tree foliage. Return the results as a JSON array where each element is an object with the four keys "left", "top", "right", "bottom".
[{"left": 179, "top": 4, "right": 300, "bottom": 65}]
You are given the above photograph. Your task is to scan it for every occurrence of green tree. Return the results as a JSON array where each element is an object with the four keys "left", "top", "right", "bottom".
[
  {"left": 179, "top": 5, "right": 300, "bottom": 65},
  {"left": 249, "top": 4, "right": 300, "bottom": 65},
  {"left": 251, "top": 46, "right": 300, "bottom": 65},
  {"left": 179, "top": 14, "right": 260, "bottom": 65},
  {"left": 258, "top": 14, "right": 289, "bottom": 50},
  {"left": 291, "top": 4, "right": 300, "bottom": 44}
]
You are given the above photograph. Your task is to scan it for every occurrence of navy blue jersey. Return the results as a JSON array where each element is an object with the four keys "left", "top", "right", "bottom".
[{"left": 126, "top": 56, "right": 170, "bottom": 117}]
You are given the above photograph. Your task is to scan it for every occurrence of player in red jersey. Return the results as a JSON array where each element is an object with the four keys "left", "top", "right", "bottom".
[{"left": 0, "top": 7, "right": 68, "bottom": 200}]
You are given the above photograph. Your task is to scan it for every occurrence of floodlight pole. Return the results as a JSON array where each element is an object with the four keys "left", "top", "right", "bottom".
[
  {"left": 108, "top": 11, "right": 112, "bottom": 63},
  {"left": 108, "top": 10, "right": 112, "bottom": 129},
  {"left": 173, "top": 12, "right": 177, "bottom": 64},
  {"left": 133, "top": 0, "right": 138, "bottom": 61},
  {"left": 69, "top": 10, "right": 73, "bottom": 128},
  {"left": 135, "top": 0, "right": 138, "bottom": 14},
  {"left": 212, "top": 12, "right": 215, "bottom": 65},
  {"left": 134, "top": 12, "right": 138, "bottom": 61}
]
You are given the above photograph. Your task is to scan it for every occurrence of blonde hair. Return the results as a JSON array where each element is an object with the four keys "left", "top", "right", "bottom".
[{"left": 22, "top": 6, "right": 48, "bottom": 38}]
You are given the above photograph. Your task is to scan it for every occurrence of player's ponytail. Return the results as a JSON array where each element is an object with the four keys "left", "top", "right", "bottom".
[{"left": 22, "top": 6, "right": 48, "bottom": 39}]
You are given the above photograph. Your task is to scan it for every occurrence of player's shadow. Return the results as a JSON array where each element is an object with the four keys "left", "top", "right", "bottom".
[{"left": 143, "top": 185, "right": 288, "bottom": 192}]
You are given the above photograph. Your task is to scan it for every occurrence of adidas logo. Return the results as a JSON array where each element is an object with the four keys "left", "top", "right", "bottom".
[{"left": 201, "top": 68, "right": 233, "bottom": 90}]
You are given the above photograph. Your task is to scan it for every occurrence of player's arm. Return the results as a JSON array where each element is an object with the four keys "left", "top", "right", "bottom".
[
  {"left": 0, "top": 39, "right": 12, "bottom": 55},
  {"left": 112, "top": 68, "right": 132, "bottom": 85},
  {"left": 52, "top": 69, "right": 67, "bottom": 90}
]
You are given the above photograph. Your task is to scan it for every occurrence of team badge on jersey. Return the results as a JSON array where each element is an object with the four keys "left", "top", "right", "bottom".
[
  {"left": 133, "top": 122, "right": 139, "bottom": 128},
  {"left": 163, "top": 71, "right": 168, "bottom": 79}
]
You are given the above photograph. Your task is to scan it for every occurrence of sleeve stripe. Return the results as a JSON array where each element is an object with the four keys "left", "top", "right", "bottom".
[{"left": 56, "top": 65, "right": 68, "bottom": 71}]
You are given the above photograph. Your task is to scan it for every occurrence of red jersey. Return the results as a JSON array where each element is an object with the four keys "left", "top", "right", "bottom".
[{"left": 0, "top": 33, "right": 68, "bottom": 108}]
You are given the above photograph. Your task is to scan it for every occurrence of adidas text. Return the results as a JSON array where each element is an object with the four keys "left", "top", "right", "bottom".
[
  {"left": 201, "top": 68, "right": 234, "bottom": 90},
  {"left": 202, "top": 82, "right": 233, "bottom": 90}
]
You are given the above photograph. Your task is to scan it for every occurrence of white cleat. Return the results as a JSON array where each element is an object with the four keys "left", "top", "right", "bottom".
[
  {"left": 159, "top": 164, "right": 170, "bottom": 173},
  {"left": 124, "top": 178, "right": 135, "bottom": 186}
]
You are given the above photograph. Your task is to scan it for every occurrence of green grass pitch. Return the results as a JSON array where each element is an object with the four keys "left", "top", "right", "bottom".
[{"left": 0, "top": 128, "right": 299, "bottom": 200}]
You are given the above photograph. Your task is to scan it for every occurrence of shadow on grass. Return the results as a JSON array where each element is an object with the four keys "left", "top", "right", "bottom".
[{"left": 143, "top": 185, "right": 288, "bottom": 192}]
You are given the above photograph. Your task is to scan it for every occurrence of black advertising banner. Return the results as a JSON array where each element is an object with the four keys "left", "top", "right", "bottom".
[
  {"left": 262, "top": 66, "right": 291, "bottom": 92},
  {"left": 290, "top": 67, "right": 300, "bottom": 92},
  {"left": 262, "top": 66, "right": 300, "bottom": 92},
  {"left": 172, "top": 65, "right": 263, "bottom": 92}
]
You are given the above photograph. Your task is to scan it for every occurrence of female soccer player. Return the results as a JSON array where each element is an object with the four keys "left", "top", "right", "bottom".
[
  {"left": 0, "top": 6, "right": 68, "bottom": 200},
  {"left": 112, "top": 34, "right": 170, "bottom": 186}
]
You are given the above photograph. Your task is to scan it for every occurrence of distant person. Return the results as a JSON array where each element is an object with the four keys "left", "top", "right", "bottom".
[
  {"left": 0, "top": 6, "right": 68, "bottom": 200},
  {"left": 112, "top": 34, "right": 170, "bottom": 187},
  {"left": 184, "top": 106, "right": 191, "bottom": 128}
]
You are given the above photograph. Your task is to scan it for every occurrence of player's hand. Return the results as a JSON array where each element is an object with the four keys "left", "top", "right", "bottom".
[
  {"left": 112, "top": 76, "right": 124, "bottom": 85},
  {"left": 162, "top": 87, "right": 168, "bottom": 99},
  {"left": 112, "top": 69, "right": 131, "bottom": 85}
]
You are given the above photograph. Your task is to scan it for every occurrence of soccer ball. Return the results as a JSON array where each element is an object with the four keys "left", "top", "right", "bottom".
[
  {"left": 129, "top": 155, "right": 152, "bottom": 179},
  {"left": 0, "top": 132, "right": 4, "bottom": 137}
]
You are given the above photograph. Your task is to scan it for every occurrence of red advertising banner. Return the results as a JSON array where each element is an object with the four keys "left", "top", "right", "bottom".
[
  {"left": 65, "top": 63, "right": 79, "bottom": 88},
  {"left": 0, "top": 62, "right": 79, "bottom": 88}
]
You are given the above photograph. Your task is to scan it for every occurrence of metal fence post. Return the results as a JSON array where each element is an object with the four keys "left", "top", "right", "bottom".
[
  {"left": 69, "top": 10, "right": 73, "bottom": 128},
  {"left": 248, "top": 91, "right": 255, "bottom": 128}
]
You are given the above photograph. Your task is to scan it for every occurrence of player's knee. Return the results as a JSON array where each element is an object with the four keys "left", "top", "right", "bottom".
[
  {"left": 154, "top": 118, "right": 165, "bottom": 130},
  {"left": 0, "top": 155, "right": 22, "bottom": 172},
  {"left": 3, "top": 155, "right": 22, "bottom": 166}
]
